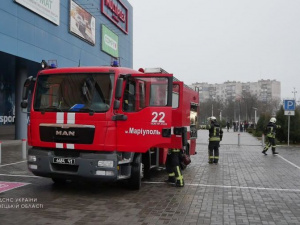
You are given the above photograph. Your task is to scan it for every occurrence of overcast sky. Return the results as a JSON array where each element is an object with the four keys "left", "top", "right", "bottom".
[{"left": 128, "top": 0, "right": 300, "bottom": 100}]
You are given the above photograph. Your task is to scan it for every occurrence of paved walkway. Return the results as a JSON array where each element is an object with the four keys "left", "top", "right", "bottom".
[{"left": 0, "top": 130, "right": 300, "bottom": 225}]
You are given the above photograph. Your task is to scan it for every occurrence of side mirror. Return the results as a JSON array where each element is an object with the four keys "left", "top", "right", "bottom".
[
  {"left": 113, "top": 100, "right": 120, "bottom": 110},
  {"left": 22, "top": 76, "right": 35, "bottom": 100},
  {"left": 21, "top": 76, "right": 35, "bottom": 109},
  {"left": 115, "top": 78, "right": 123, "bottom": 99},
  {"left": 22, "top": 85, "right": 30, "bottom": 101},
  {"left": 21, "top": 100, "right": 28, "bottom": 109}
]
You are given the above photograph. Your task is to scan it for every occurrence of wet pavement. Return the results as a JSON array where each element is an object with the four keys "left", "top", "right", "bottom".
[{"left": 1, "top": 130, "right": 300, "bottom": 225}]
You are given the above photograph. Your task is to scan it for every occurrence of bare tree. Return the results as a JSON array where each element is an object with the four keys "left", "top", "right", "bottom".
[{"left": 199, "top": 92, "right": 280, "bottom": 125}]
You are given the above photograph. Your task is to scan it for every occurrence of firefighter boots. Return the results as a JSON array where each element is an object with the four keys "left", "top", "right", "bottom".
[
  {"left": 272, "top": 148, "right": 278, "bottom": 155},
  {"left": 175, "top": 180, "right": 184, "bottom": 187},
  {"left": 214, "top": 156, "right": 219, "bottom": 164},
  {"left": 165, "top": 176, "right": 176, "bottom": 183},
  {"left": 262, "top": 150, "right": 267, "bottom": 155}
]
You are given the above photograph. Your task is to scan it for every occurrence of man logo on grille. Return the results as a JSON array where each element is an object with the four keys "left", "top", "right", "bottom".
[{"left": 56, "top": 131, "right": 75, "bottom": 136}]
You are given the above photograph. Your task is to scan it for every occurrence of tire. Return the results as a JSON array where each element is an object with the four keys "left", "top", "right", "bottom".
[
  {"left": 185, "top": 144, "right": 190, "bottom": 155},
  {"left": 52, "top": 178, "right": 67, "bottom": 184},
  {"left": 142, "top": 151, "right": 151, "bottom": 179},
  {"left": 128, "top": 153, "right": 142, "bottom": 190}
]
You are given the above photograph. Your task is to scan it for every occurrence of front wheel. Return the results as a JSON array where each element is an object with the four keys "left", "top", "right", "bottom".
[{"left": 128, "top": 153, "right": 142, "bottom": 190}]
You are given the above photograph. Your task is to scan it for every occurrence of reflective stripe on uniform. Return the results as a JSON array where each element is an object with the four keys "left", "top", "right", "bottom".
[
  {"left": 267, "top": 127, "right": 276, "bottom": 138},
  {"left": 171, "top": 149, "right": 181, "bottom": 153},
  {"left": 209, "top": 137, "right": 220, "bottom": 141},
  {"left": 175, "top": 166, "right": 184, "bottom": 186}
]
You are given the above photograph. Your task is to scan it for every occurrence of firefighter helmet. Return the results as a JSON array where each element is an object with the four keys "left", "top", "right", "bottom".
[
  {"left": 208, "top": 116, "right": 217, "bottom": 123},
  {"left": 270, "top": 117, "right": 276, "bottom": 123}
]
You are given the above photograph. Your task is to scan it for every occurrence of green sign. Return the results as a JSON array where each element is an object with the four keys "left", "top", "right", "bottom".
[{"left": 102, "top": 25, "right": 119, "bottom": 58}]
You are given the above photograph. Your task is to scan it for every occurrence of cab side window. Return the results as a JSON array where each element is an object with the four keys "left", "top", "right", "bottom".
[{"left": 123, "top": 81, "right": 136, "bottom": 112}]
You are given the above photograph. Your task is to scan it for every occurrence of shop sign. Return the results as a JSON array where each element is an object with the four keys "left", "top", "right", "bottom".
[
  {"left": 14, "top": 0, "right": 60, "bottom": 25},
  {"left": 101, "top": 25, "right": 119, "bottom": 58},
  {"left": 0, "top": 78, "right": 15, "bottom": 125},
  {"left": 69, "top": 0, "right": 96, "bottom": 45},
  {"left": 101, "top": 0, "right": 128, "bottom": 34},
  {"left": 0, "top": 115, "right": 15, "bottom": 125}
]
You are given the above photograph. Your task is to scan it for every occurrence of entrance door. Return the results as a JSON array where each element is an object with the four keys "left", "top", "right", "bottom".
[{"left": 116, "top": 73, "right": 173, "bottom": 153}]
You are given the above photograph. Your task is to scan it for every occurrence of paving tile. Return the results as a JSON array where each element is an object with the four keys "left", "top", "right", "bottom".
[{"left": 1, "top": 130, "right": 300, "bottom": 224}]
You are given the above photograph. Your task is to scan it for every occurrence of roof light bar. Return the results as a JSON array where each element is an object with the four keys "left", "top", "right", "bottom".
[{"left": 144, "top": 68, "right": 169, "bottom": 74}]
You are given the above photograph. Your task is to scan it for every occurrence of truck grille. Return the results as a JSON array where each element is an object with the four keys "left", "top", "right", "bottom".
[
  {"left": 54, "top": 150, "right": 80, "bottom": 158},
  {"left": 40, "top": 124, "right": 95, "bottom": 144}
]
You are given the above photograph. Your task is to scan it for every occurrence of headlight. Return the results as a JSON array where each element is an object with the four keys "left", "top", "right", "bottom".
[
  {"left": 95, "top": 170, "right": 114, "bottom": 176},
  {"left": 97, "top": 160, "right": 114, "bottom": 168},
  {"left": 28, "top": 164, "right": 37, "bottom": 170},
  {"left": 28, "top": 155, "right": 37, "bottom": 162}
]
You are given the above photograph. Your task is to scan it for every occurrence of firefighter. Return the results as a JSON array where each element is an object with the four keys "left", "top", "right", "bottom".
[
  {"left": 165, "top": 149, "right": 184, "bottom": 187},
  {"left": 226, "top": 121, "right": 230, "bottom": 132},
  {"left": 206, "top": 116, "right": 223, "bottom": 164},
  {"left": 123, "top": 82, "right": 135, "bottom": 112},
  {"left": 262, "top": 117, "right": 281, "bottom": 155}
]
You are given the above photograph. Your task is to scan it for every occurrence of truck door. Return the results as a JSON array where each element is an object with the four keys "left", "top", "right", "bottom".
[{"left": 116, "top": 74, "right": 173, "bottom": 153}]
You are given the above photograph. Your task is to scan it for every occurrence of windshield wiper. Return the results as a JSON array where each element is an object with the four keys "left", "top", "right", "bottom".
[
  {"left": 78, "top": 108, "right": 95, "bottom": 115},
  {"left": 40, "top": 106, "right": 62, "bottom": 114}
]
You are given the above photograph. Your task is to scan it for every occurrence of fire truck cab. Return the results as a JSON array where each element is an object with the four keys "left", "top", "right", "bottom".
[{"left": 21, "top": 63, "right": 199, "bottom": 190}]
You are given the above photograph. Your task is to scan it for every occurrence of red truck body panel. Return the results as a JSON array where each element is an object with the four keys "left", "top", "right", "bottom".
[{"left": 25, "top": 65, "right": 199, "bottom": 185}]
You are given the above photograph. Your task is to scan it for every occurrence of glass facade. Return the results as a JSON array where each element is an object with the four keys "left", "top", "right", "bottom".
[
  {"left": 0, "top": 0, "right": 133, "bottom": 139},
  {"left": 0, "top": 51, "right": 40, "bottom": 139}
]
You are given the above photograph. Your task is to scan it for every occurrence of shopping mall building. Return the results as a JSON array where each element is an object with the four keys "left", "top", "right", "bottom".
[{"left": 0, "top": 0, "right": 133, "bottom": 139}]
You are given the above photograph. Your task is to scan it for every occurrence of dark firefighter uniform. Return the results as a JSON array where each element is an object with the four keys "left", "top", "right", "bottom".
[
  {"left": 165, "top": 149, "right": 184, "bottom": 187},
  {"left": 206, "top": 118, "right": 223, "bottom": 164},
  {"left": 262, "top": 118, "right": 281, "bottom": 155}
]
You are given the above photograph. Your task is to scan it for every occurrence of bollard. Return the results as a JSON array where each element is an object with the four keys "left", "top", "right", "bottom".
[
  {"left": 262, "top": 134, "right": 265, "bottom": 147},
  {"left": 238, "top": 133, "right": 240, "bottom": 146},
  {"left": 22, "top": 139, "right": 27, "bottom": 160},
  {"left": 0, "top": 141, "right": 2, "bottom": 164}
]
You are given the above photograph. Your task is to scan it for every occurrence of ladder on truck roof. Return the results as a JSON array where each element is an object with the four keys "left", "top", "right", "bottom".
[{"left": 143, "top": 68, "right": 195, "bottom": 91}]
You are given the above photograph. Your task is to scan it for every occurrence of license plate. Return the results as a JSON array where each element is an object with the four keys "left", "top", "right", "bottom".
[{"left": 53, "top": 157, "right": 75, "bottom": 165}]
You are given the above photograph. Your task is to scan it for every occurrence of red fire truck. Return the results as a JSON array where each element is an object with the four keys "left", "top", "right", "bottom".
[{"left": 21, "top": 62, "right": 199, "bottom": 189}]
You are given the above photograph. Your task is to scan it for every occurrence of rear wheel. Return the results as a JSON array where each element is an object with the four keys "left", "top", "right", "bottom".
[
  {"left": 142, "top": 151, "right": 151, "bottom": 179},
  {"left": 128, "top": 153, "right": 142, "bottom": 190}
]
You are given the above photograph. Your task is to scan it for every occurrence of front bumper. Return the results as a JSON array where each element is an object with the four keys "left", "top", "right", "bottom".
[{"left": 27, "top": 148, "right": 133, "bottom": 182}]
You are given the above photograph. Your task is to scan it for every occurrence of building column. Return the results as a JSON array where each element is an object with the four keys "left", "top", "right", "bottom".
[{"left": 15, "top": 67, "right": 28, "bottom": 139}]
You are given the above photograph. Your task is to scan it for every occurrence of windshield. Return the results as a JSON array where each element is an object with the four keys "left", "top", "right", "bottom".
[{"left": 33, "top": 73, "right": 114, "bottom": 112}]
